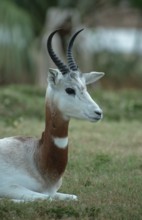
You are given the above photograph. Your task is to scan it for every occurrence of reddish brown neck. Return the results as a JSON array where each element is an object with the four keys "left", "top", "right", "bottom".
[{"left": 38, "top": 102, "right": 69, "bottom": 180}]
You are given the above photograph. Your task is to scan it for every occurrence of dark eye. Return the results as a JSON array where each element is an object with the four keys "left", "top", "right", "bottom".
[{"left": 65, "top": 88, "right": 76, "bottom": 95}]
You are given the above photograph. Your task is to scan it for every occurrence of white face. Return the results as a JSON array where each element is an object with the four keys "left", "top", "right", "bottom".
[{"left": 47, "top": 68, "right": 104, "bottom": 122}]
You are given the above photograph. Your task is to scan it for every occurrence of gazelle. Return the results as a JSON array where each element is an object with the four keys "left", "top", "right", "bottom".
[{"left": 0, "top": 29, "right": 104, "bottom": 202}]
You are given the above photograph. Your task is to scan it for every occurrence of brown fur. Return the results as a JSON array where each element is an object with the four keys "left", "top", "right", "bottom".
[{"left": 37, "top": 103, "right": 69, "bottom": 182}]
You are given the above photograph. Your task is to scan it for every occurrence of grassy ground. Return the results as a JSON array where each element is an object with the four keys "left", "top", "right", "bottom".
[{"left": 0, "top": 86, "right": 142, "bottom": 220}]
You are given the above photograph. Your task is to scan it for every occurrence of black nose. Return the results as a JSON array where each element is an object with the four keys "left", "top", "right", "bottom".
[{"left": 95, "top": 110, "right": 102, "bottom": 117}]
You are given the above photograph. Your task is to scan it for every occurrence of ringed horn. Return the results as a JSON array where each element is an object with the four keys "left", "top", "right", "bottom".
[
  {"left": 47, "top": 29, "right": 84, "bottom": 74},
  {"left": 47, "top": 30, "right": 69, "bottom": 75},
  {"left": 67, "top": 28, "right": 84, "bottom": 71}
]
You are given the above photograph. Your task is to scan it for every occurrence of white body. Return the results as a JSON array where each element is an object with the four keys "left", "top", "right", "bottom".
[{"left": 0, "top": 137, "right": 76, "bottom": 201}]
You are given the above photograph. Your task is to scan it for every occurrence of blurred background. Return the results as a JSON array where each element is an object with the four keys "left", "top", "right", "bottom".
[
  {"left": 0, "top": 0, "right": 142, "bottom": 124},
  {"left": 0, "top": 0, "right": 142, "bottom": 88}
]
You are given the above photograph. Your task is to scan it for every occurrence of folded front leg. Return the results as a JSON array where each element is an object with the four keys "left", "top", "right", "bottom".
[
  {"left": 0, "top": 184, "right": 51, "bottom": 202},
  {"left": 52, "top": 192, "right": 78, "bottom": 201}
]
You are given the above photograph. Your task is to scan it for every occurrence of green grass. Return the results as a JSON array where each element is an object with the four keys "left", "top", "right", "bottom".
[{"left": 0, "top": 86, "right": 142, "bottom": 219}]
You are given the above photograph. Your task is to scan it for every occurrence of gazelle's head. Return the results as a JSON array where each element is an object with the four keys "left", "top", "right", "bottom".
[{"left": 46, "top": 29, "right": 104, "bottom": 122}]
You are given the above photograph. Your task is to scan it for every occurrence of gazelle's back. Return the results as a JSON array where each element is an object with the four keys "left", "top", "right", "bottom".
[
  {"left": 0, "top": 137, "right": 46, "bottom": 193},
  {"left": 0, "top": 137, "right": 35, "bottom": 166}
]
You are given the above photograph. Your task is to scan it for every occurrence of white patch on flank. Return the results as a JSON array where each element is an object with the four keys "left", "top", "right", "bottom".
[{"left": 53, "top": 137, "right": 68, "bottom": 149}]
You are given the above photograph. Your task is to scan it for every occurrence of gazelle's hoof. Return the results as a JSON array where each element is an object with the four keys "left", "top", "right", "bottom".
[
  {"left": 53, "top": 193, "right": 78, "bottom": 201},
  {"left": 71, "top": 195, "right": 78, "bottom": 201},
  {"left": 66, "top": 194, "right": 78, "bottom": 201}
]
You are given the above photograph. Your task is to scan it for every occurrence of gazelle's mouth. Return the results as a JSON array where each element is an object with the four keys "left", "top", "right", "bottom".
[
  {"left": 89, "top": 117, "right": 101, "bottom": 122},
  {"left": 84, "top": 113, "right": 102, "bottom": 122}
]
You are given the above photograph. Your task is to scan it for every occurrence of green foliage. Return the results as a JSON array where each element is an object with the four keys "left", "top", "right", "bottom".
[
  {"left": 129, "top": 0, "right": 142, "bottom": 9},
  {"left": 90, "top": 88, "right": 142, "bottom": 121},
  {"left": 13, "top": 0, "right": 57, "bottom": 35},
  {"left": 0, "top": 0, "right": 34, "bottom": 84},
  {"left": 0, "top": 85, "right": 44, "bottom": 126},
  {"left": 93, "top": 52, "right": 142, "bottom": 88},
  {"left": 58, "top": 0, "right": 78, "bottom": 8}
]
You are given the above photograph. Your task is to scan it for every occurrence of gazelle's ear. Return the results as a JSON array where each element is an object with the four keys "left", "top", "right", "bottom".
[
  {"left": 48, "top": 68, "right": 62, "bottom": 86},
  {"left": 84, "top": 72, "right": 105, "bottom": 85}
]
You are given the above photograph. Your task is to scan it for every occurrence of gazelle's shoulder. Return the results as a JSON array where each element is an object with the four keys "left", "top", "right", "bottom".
[
  {"left": 0, "top": 136, "right": 34, "bottom": 143},
  {"left": 0, "top": 136, "right": 38, "bottom": 151},
  {"left": 0, "top": 137, "right": 17, "bottom": 145}
]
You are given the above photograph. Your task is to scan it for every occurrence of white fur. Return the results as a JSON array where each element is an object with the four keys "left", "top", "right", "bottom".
[
  {"left": 47, "top": 70, "right": 103, "bottom": 122},
  {"left": 53, "top": 137, "right": 68, "bottom": 149},
  {"left": 0, "top": 137, "right": 76, "bottom": 202}
]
